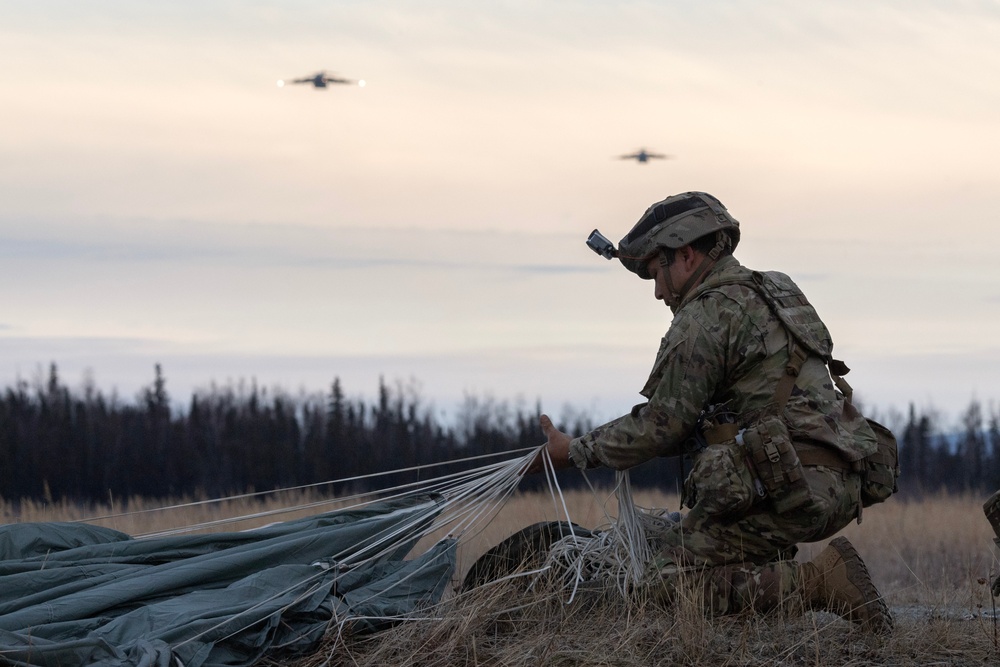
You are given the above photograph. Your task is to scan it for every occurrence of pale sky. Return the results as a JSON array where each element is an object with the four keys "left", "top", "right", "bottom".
[{"left": 2, "top": 1, "right": 999, "bottom": 428}]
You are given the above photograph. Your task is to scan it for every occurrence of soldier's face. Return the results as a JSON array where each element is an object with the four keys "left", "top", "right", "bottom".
[{"left": 647, "top": 257, "right": 677, "bottom": 308}]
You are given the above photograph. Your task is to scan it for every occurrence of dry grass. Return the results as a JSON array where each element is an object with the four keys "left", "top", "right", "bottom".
[
  {"left": 290, "top": 582, "right": 999, "bottom": 667},
  {"left": 5, "top": 489, "right": 1000, "bottom": 666},
  {"left": 308, "top": 490, "right": 1000, "bottom": 667}
]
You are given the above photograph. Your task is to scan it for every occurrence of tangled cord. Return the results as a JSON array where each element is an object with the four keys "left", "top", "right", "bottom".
[{"left": 543, "top": 472, "right": 683, "bottom": 602}]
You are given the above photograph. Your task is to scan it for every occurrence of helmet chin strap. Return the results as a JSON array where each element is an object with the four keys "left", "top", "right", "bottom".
[
  {"left": 675, "top": 255, "right": 716, "bottom": 304},
  {"left": 658, "top": 252, "right": 682, "bottom": 309},
  {"left": 661, "top": 233, "right": 729, "bottom": 310}
]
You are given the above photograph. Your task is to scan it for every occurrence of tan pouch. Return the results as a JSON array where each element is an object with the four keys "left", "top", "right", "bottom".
[
  {"left": 737, "top": 415, "right": 812, "bottom": 514},
  {"left": 685, "top": 442, "right": 756, "bottom": 517},
  {"left": 860, "top": 418, "right": 899, "bottom": 507}
]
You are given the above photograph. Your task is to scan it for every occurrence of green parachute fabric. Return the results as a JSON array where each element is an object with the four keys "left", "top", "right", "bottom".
[{"left": 0, "top": 494, "right": 456, "bottom": 667}]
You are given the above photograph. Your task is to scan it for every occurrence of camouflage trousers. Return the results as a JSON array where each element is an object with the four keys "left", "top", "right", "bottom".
[{"left": 645, "top": 465, "right": 863, "bottom": 615}]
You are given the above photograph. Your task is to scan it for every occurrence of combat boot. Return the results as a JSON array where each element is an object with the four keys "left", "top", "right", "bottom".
[{"left": 799, "top": 537, "right": 892, "bottom": 633}]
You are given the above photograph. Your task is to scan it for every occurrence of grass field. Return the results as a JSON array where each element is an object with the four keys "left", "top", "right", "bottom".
[{"left": 4, "top": 489, "right": 999, "bottom": 665}]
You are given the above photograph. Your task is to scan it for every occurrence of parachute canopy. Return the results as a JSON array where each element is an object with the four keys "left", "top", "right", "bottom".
[{"left": 0, "top": 494, "right": 456, "bottom": 667}]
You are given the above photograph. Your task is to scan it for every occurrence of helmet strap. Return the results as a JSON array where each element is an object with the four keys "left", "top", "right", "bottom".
[
  {"left": 658, "top": 251, "right": 682, "bottom": 308},
  {"left": 676, "top": 233, "right": 727, "bottom": 303},
  {"left": 706, "top": 231, "right": 728, "bottom": 261},
  {"left": 677, "top": 255, "right": 717, "bottom": 299}
]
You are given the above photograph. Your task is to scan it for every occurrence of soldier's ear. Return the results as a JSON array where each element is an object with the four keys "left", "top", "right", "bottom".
[{"left": 678, "top": 244, "right": 697, "bottom": 266}]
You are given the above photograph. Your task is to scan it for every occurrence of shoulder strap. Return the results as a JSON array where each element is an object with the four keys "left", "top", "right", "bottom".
[
  {"left": 774, "top": 339, "right": 809, "bottom": 410},
  {"left": 775, "top": 342, "right": 853, "bottom": 410},
  {"left": 705, "top": 269, "right": 847, "bottom": 410}
]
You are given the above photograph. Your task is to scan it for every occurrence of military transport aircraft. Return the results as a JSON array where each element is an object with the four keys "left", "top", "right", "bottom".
[
  {"left": 277, "top": 71, "right": 366, "bottom": 88},
  {"left": 618, "top": 148, "right": 670, "bottom": 163}
]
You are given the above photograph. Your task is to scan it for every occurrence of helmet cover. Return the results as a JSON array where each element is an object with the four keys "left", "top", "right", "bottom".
[{"left": 617, "top": 191, "right": 740, "bottom": 278}]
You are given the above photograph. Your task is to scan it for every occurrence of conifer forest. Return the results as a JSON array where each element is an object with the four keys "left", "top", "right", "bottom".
[{"left": 0, "top": 363, "right": 997, "bottom": 503}]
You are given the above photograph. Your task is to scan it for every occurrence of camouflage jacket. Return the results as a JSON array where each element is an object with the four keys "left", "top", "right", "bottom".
[{"left": 568, "top": 255, "right": 872, "bottom": 470}]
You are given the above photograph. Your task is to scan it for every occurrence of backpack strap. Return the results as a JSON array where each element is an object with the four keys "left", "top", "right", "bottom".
[
  {"left": 774, "top": 339, "right": 809, "bottom": 411},
  {"left": 773, "top": 338, "right": 853, "bottom": 474},
  {"left": 775, "top": 340, "right": 854, "bottom": 414}
]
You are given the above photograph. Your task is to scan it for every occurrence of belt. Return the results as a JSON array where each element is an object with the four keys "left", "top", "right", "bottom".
[{"left": 703, "top": 423, "right": 852, "bottom": 472}]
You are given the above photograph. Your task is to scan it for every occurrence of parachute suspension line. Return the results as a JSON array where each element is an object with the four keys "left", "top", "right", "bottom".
[
  {"left": 542, "top": 446, "right": 578, "bottom": 538},
  {"left": 609, "top": 472, "right": 652, "bottom": 583},
  {"left": 316, "top": 448, "right": 540, "bottom": 624},
  {"left": 430, "top": 451, "right": 527, "bottom": 541},
  {"left": 79, "top": 446, "right": 537, "bottom": 527},
  {"left": 336, "top": 455, "right": 525, "bottom": 570},
  {"left": 327, "top": 450, "right": 565, "bottom": 627},
  {"left": 136, "top": 448, "right": 539, "bottom": 539},
  {"left": 174, "top": 447, "right": 541, "bottom": 651},
  {"left": 136, "top": 457, "right": 517, "bottom": 539},
  {"left": 544, "top": 469, "right": 654, "bottom": 601}
]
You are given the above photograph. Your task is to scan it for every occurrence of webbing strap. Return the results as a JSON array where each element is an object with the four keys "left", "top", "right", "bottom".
[
  {"left": 703, "top": 422, "right": 739, "bottom": 445},
  {"left": 677, "top": 256, "right": 717, "bottom": 299},
  {"left": 773, "top": 340, "right": 808, "bottom": 410},
  {"left": 832, "top": 373, "right": 853, "bottom": 401},
  {"left": 795, "top": 442, "right": 852, "bottom": 471},
  {"left": 773, "top": 341, "right": 852, "bottom": 472}
]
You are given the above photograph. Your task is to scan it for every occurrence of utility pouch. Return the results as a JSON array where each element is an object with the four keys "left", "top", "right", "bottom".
[
  {"left": 859, "top": 418, "right": 899, "bottom": 507},
  {"left": 737, "top": 415, "right": 811, "bottom": 514},
  {"left": 685, "top": 442, "right": 756, "bottom": 517}
]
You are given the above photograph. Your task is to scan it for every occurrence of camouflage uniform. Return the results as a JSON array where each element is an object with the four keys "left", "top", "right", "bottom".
[{"left": 568, "top": 254, "right": 872, "bottom": 613}]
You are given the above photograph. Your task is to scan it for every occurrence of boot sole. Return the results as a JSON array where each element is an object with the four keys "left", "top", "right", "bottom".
[{"left": 828, "top": 536, "right": 893, "bottom": 634}]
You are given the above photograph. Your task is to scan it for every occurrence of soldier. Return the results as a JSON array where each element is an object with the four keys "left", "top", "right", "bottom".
[{"left": 528, "top": 191, "right": 892, "bottom": 631}]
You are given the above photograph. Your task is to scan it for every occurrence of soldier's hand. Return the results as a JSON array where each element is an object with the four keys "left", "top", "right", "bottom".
[{"left": 524, "top": 414, "right": 572, "bottom": 474}]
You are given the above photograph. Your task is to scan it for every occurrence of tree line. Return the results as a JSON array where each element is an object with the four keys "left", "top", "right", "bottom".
[
  {"left": 0, "top": 364, "right": 659, "bottom": 503},
  {"left": 0, "top": 364, "right": 996, "bottom": 503},
  {"left": 896, "top": 400, "right": 1000, "bottom": 495}
]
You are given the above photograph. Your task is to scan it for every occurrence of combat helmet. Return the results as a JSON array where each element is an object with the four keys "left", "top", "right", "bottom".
[{"left": 617, "top": 191, "right": 740, "bottom": 279}]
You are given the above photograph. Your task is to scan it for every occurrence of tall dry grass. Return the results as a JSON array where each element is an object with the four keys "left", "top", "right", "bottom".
[
  {"left": 4, "top": 488, "right": 999, "bottom": 665},
  {"left": 333, "top": 490, "right": 1000, "bottom": 667}
]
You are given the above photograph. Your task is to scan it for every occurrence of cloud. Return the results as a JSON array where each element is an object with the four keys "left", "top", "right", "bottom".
[
  {"left": 0, "top": 216, "right": 603, "bottom": 274},
  {"left": 4, "top": 1, "right": 999, "bottom": 233}
]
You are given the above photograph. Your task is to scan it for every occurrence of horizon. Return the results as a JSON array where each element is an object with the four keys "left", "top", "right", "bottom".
[{"left": 5, "top": 345, "right": 994, "bottom": 434}]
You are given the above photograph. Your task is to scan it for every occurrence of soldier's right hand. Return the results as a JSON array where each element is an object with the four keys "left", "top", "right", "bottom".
[{"left": 524, "top": 414, "right": 572, "bottom": 474}]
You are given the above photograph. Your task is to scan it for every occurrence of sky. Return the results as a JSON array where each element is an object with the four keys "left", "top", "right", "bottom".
[{"left": 1, "top": 0, "right": 999, "bottom": 429}]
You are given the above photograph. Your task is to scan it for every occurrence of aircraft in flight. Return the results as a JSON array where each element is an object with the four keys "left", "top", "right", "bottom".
[
  {"left": 277, "top": 71, "right": 366, "bottom": 89},
  {"left": 618, "top": 148, "right": 670, "bottom": 163}
]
